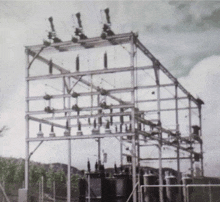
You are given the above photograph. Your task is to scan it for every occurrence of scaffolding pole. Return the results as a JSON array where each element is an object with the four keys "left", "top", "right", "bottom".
[
  {"left": 198, "top": 104, "right": 204, "bottom": 176},
  {"left": 130, "top": 34, "right": 137, "bottom": 202},
  {"left": 175, "top": 82, "right": 181, "bottom": 184},
  {"left": 188, "top": 96, "right": 194, "bottom": 178},
  {"left": 25, "top": 49, "right": 30, "bottom": 198}
]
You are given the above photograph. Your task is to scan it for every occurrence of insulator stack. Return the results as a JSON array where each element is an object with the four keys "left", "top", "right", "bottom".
[
  {"left": 77, "top": 122, "right": 83, "bottom": 136},
  {"left": 114, "top": 162, "right": 118, "bottom": 173},
  {"left": 76, "top": 13, "right": 82, "bottom": 28},
  {"left": 49, "top": 59, "right": 53, "bottom": 74},
  {"left": 120, "top": 124, "right": 123, "bottom": 133},
  {"left": 110, "top": 108, "right": 113, "bottom": 125},
  {"left": 87, "top": 159, "right": 91, "bottom": 172},
  {"left": 104, "top": 8, "right": 111, "bottom": 24},
  {"left": 49, "top": 125, "right": 55, "bottom": 137},
  {"left": 76, "top": 55, "right": 79, "bottom": 72},
  {"left": 115, "top": 125, "right": 117, "bottom": 133},
  {"left": 104, "top": 52, "right": 107, "bottom": 69},
  {"left": 78, "top": 122, "right": 81, "bottom": 131},
  {"left": 98, "top": 109, "right": 102, "bottom": 126},
  {"left": 125, "top": 124, "right": 128, "bottom": 132},
  {"left": 105, "top": 120, "right": 111, "bottom": 133},
  {"left": 93, "top": 119, "right": 97, "bottom": 129},
  {"left": 64, "top": 121, "right": 70, "bottom": 136},
  {"left": 120, "top": 108, "right": 124, "bottom": 124},
  {"left": 37, "top": 123, "right": 44, "bottom": 137}
]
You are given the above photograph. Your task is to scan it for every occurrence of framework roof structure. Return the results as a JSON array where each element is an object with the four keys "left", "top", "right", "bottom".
[{"left": 25, "top": 32, "right": 204, "bottom": 202}]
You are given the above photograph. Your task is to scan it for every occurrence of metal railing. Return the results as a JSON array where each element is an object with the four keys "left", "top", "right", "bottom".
[{"left": 140, "top": 184, "right": 220, "bottom": 202}]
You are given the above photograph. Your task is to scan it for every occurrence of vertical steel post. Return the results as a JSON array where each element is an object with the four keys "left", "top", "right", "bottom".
[
  {"left": 188, "top": 96, "right": 193, "bottom": 178},
  {"left": 198, "top": 104, "right": 204, "bottom": 176},
  {"left": 175, "top": 83, "right": 180, "bottom": 183},
  {"left": 156, "top": 69, "right": 163, "bottom": 202},
  {"left": 67, "top": 139, "right": 71, "bottom": 202},
  {"left": 88, "top": 174, "right": 91, "bottom": 202},
  {"left": 130, "top": 33, "right": 137, "bottom": 202},
  {"left": 97, "top": 94, "right": 101, "bottom": 165},
  {"left": 120, "top": 136, "right": 123, "bottom": 167},
  {"left": 67, "top": 77, "right": 71, "bottom": 202},
  {"left": 25, "top": 49, "right": 30, "bottom": 199}
]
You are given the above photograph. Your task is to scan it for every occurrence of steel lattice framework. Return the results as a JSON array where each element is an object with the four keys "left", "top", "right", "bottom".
[{"left": 25, "top": 32, "right": 204, "bottom": 202}]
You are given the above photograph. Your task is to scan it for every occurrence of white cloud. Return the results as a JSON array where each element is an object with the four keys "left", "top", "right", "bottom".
[{"left": 179, "top": 55, "right": 220, "bottom": 177}]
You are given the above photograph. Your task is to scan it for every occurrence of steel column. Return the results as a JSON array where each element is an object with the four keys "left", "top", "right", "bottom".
[
  {"left": 67, "top": 77, "right": 71, "bottom": 202},
  {"left": 25, "top": 49, "right": 30, "bottom": 197},
  {"left": 188, "top": 97, "right": 193, "bottom": 178},
  {"left": 175, "top": 83, "right": 181, "bottom": 184},
  {"left": 198, "top": 105, "right": 204, "bottom": 176},
  {"left": 156, "top": 68, "right": 164, "bottom": 202},
  {"left": 130, "top": 34, "right": 137, "bottom": 202}
]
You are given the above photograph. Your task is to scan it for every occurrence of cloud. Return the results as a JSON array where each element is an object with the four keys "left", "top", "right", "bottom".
[{"left": 179, "top": 55, "right": 220, "bottom": 177}]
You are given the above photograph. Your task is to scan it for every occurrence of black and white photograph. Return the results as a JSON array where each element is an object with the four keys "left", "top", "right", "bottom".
[{"left": 0, "top": 1, "right": 220, "bottom": 201}]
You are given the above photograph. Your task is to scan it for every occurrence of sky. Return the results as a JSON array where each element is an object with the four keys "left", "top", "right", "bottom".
[{"left": 0, "top": 1, "right": 220, "bottom": 177}]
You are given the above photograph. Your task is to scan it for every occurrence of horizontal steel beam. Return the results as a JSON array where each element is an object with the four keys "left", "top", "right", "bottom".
[
  {"left": 137, "top": 96, "right": 188, "bottom": 103},
  {"left": 140, "top": 157, "right": 190, "bottom": 161},
  {"left": 144, "top": 107, "right": 198, "bottom": 113},
  {"left": 28, "top": 116, "right": 66, "bottom": 129},
  {"left": 25, "top": 32, "right": 133, "bottom": 53},
  {"left": 26, "top": 103, "right": 134, "bottom": 115},
  {"left": 27, "top": 132, "right": 134, "bottom": 142},
  {"left": 27, "top": 84, "right": 173, "bottom": 101},
  {"left": 26, "top": 66, "right": 153, "bottom": 81},
  {"left": 43, "top": 111, "right": 132, "bottom": 121}
]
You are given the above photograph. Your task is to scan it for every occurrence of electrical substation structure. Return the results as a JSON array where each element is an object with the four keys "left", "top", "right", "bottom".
[{"left": 24, "top": 18, "right": 204, "bottom": 202}]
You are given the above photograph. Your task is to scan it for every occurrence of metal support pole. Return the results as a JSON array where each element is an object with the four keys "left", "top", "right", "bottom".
[
  {"left": 155, "top": 66, "right": 163, "bottom": 202},
  {"left": 97, "top": 94, "right": 101, "bottom": 165},
  {"left": 25, "top": 49, "right": 30, "bottom": 200},
  {"left": 188, "top": 97, "right": 193, "bottom": 178},
  {"left": 198, "top": 105, "right": 204, "bottom": 176},
  {"left": 98, "top": 138, "right": 101, "bottom": 164},
  {"left": 67, "top": 139, "right": 71, "bottom": 202},
  {"left": 175, "top": 83, "right": 181, "bottom": 184},
  {"left": 120, "top": 136, "right": 123, "bottom": 167},
  {"left": 130, "top": 34, "right": 137, "bottom": 202},
  {"left": 67, "top": 77, "right": 71, "bottom": 202},
  {"left": 88, "top": 174, "right": 91, "bottom": 202}
]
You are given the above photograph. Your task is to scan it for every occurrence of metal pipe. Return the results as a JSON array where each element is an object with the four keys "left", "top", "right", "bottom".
[
  {"left": 25, "top": 49, "right": 30, "bottom": 197},
  {"left": 27, "top": 66, "right": 153, "bottom": 81},
  {"left": 120, "top": 136, "right": 123, "bottom": 167},
  {"left": 188, "top": 97, "right": 193, "bottom": 178},
  {"left": 137, "top": 96, "right": 188, "bottom": 103},
  {"left": 26, "top": 103, "right": 134, "bottom": 115},
  {"left": 67, "top": 77, "right": 71, "bottom": 202},
  {"left": 175, "top": 83, "right": 181, "bottom": 184},
  {"left": 198, "top": 105, "right": 204, "bottom": 176},
  {"left": 130, "top": 33, "right": 137, "bottom": 202},
  {"left": 154, "top": 65, "right": 163, "bottom": 202},
  {"left": 67, "top": 139, "right": 71, "bottom": 202}
]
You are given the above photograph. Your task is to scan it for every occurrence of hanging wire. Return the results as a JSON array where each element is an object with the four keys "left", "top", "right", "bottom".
[{"left": 45, "top": 84, "right": 62, "bottom": 93}]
